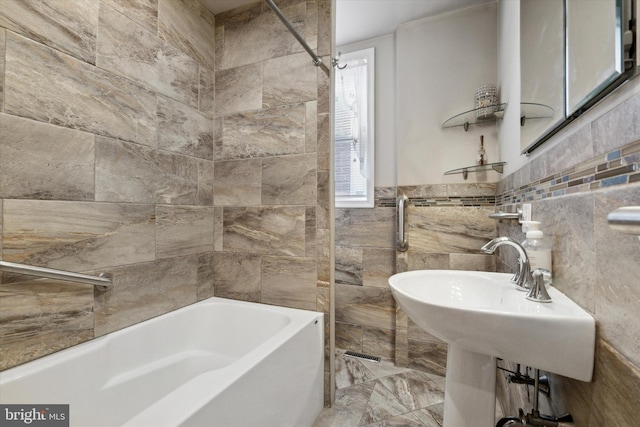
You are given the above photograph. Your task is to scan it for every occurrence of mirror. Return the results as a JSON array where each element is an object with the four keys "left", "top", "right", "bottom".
[
  {"left": 520, "top": 0, "right": 565, "bottom": 152},
  {"left": 521, "top": 0, "right": 636, "bottom": 154},
  {"left": 567, "top": 0, "right": 624, "bottom": 115}
]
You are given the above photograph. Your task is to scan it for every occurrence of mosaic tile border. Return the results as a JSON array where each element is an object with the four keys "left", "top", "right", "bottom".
[
  {"left": 497, "top": 139, "right": 640, "bottom": 205},
  {"left": 374, "top": 185, "right": 497, "bottom": 208}
]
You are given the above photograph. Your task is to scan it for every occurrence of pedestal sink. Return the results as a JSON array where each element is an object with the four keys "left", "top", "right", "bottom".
[{"left": 388, "top": 270, "right": 595, "bottom": 427}]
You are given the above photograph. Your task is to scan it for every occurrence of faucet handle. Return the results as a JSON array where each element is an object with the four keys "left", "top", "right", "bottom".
[{"left": 526, "top": 269, "right": 552, "bottom": 303}]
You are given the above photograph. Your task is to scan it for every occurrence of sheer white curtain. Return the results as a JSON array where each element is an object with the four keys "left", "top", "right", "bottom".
[{"left": 335, "top": 57, "right": 369, "bottom": 196}]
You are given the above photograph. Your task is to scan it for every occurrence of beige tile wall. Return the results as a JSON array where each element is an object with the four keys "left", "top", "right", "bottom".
[
  {"left": 335, "top": 82, "right": 640, "bottom": 423},
  {"left": 335, "top": 185, "right": 497, "bottom": 372},
  {"left": 212, "top": 0, "right": 332, "bottom": 403},
  {"left": 494, "top": 89, "right": 640, "bottom": 425},
  {"left": 0, "top": 2, "right": 332, "bottom": 407}
]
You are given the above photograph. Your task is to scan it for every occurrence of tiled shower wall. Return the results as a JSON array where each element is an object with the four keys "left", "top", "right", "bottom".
[
  {"left": 0, "top": 0, "right": 332, "bottom": 397},
  {"left": 335, "top": 185, "right": 497, "bottom": 375},
  {"left": 493, "top": 89, "right": 640, "bottom": 425},
  {"left": 211, "top": 0, "right": 333, "bottom": 401}
]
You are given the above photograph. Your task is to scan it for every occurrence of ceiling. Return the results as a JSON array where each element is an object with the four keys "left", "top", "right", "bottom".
[
  {"left": 200, "top": 0, "right": 494, "bottom": 46},
  {"left": 336, "top": 0, "right": 494, "bottom": 46}
]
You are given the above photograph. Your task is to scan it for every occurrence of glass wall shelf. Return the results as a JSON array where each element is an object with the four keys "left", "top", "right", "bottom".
[
  {"left": 442, "top": 103, "right": 507, "bottom": 131},
  {"left": 520, "top": 102, "right": 554, "bottom": 126},
  {"left": 442, "top": 103, "right": 553, "bottom": 131},
  {"left": 444, "top": 162, "right": 506, "bottom": 180}
]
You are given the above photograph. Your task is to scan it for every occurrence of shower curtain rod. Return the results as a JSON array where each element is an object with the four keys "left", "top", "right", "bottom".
[{"left": 264, "top": 0, "right": 329, "bottom": 72}]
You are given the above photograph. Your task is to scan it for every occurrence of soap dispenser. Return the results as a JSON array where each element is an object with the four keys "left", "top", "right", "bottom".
[{"left": 521, "top": 221, "right": 553, "bottom": 285}]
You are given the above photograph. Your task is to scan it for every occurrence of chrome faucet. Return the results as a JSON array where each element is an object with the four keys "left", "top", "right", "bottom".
[{"left": 481, "top": 237, "right": 533, "bottom": 291}]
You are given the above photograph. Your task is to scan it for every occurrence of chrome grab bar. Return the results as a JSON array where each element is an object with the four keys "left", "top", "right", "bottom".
[
  {"left": 607, "top": 206, "right": 640, "bottom": 236},
  {"left": 397, "top": 195, "right": 409, "bottom": 252},
  {"left": 0, "top": 260, "right": 113, "bottom": 291},
  {"left": 488, "top": 208, "right": 523, "bottom": 221}
]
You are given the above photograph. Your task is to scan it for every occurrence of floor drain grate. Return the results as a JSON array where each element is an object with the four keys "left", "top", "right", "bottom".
[{"left": 344, "top": 351, "right": 381, "bottom": 363}]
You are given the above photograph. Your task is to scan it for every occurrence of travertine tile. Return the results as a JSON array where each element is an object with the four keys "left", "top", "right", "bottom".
[
  {"left": 317, "top": 0, "right": 331, "bottom": 57},
  {"left": 398, "top": 185, "right": 448, "bottom": 199},
  {"left": 101, "top": 0, "right": 158, "bottom": 33},
  {"left": 218, "top": 1, "right": 307, "bottom": 70},
  {"left": 449, "top": 253, "right": 496, "bottom": 271},
  {"left": 263, "top": 52, "right": 317, "bottom": 108},
  {"left": 158, "top": 0, "right": 215, "bottom": 69},
  {"left": 306, "top": 100, "right": 318, "bottom": 152},
  {"left": 541, "top": 124, "right": 594, "bottom": 178},
  {"left": 394, "top": 326, "right": 409, "bottom": 368},
  {"left": 97, "top": 4, "right": 199, "bottom": 108},
  {"left": 335, "top": 283, "right": 395, "bottom": 330},
  {"left": 534, "top": 194, "right": 596, "bottom": 312},
  {"left": 396, "top": 251, "right": 453, "bottom": 272},
  {"left": 335, "top": 207, "right": 395, "bottom": 248},
  {"left": 592, "top": 91, "right": 640, "bottom": 157},
  {"left": 213, "top": 158, "right": 262, "bottom": 206},
  {"left": 0, "top": 29, "right": 5, "bottom": 111},
  {"left": 360, "top": 381, "right": 411, "bottom": 424},
  {"left": 0, "top": 114, "right": 95, "bottom": 200},
  {"left": 312, "top": 381, "right": 375, "bottom": 426},
  {"left": 261, "top": 256, "right": 317, "bottom": 310},
  {"left": 446, "top": 183, "right": 497, "bottom": 197},
  {"left": 94, "top": 256, "right": 200, "bottom": 336},
  {"left": 377, "top": 370, "right": 445, "bottom": 411},
  {"left": 2, "top": 200, "right": 155, "bottom": 271},
  {"left": 0, "top": 280, "right": 93, "bottom": 371},
  {"left": 408, "top": 206, "right": 496, "bottom": 254},
  {"left": 335, "top": 352, "right": 377, "bottom": 389},
  {"left": 262, "top": 153, "right": 317, "bottom": 205},
  {"left": 336, "top": 322, "right": 363, "bottom": 351},
  {"left": 213, "top": 207, "right": 223, "bottom": 251},
  {"left": 215, "top": 63, "right": 262, "bottom": 115},
  {"left": 220, "top": 103, "right": 307, "bottom": 160},
  {"left": 5, "top": 32, "right": 157, "bottom": 146},
  {"left": 593, "top": 184, "right": 640, "bottom": 366},
  {"left": 0, "top": 201, "right": 3, "bottom": 258},
  {"left": 197, "top": 159, "right": 214, "bottom": 206},
  {"left": 316, "top": 228, "right": 331, "bottom": 283},
  {"left": 335, "top": 245, "right": 363, "bottom": 286},
  {"left": 214, "top": 23, "right": 224, "bottom": 68},
  {"left": 363, "top": 248, "right": 396, "bottom": 288},
  {"left": 213, "top": 0, "right": 261, "bottom": 28},
  {"left": 199, "top": 67, "right": 215, "bottom": 118},
  {"left": 223, "top": 206, "right": 306, "bottom": 256},
  {"left": 95, "top": 136, "right": 199, "bottom": 205},
  {"left": 317, "top": 61, "right": 331, "bottom": 114},
  {"left": 362, "top": 326, "right": 394, "bottom": 359},
  {"left": 212, "top": 252, "right": 261, "bottom": 302},
  {"left": 317, "top": 170, "right": 331, "bottom": 229},
  {"left": 0, "top": 0, "right": 98, "bottom": 64},
  {"left": 196, "top": 253, "right": 214, "bottom": 300},
  {"left": 317, "top": 112, "right": 331, "bottom": 171},
  {"left": 157, "top": 94, "right": 213, "bottom": 159},
  {"left": 408, "top": 340, "right": 448, "bottom": 377},
  {"left": 306, "top": 207, "right": 317, "bottom": 257},
  {"left": 214, "top": 115, "right": 223, "bottom": 159},
  {"left": 156, "top": 205, "right": 214, "bottom": 259}
]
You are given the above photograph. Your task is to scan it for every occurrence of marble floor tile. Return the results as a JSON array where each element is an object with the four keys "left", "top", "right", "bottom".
[{"left": 313, "top": 351, "right": 447, "bottom": 427}]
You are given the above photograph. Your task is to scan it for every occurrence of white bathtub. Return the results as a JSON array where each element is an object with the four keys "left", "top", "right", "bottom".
[{"left": 0, "top": 297, "right": 324, "bottom": 427}]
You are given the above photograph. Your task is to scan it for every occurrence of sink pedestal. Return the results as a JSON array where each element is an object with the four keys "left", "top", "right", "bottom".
[{"left": 443, "top": 344, "right": 496, "bottom": 427}]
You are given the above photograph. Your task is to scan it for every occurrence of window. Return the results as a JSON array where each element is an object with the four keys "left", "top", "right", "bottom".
[{"left": 334, "top": 48, "right": 375, "bottom": 208}]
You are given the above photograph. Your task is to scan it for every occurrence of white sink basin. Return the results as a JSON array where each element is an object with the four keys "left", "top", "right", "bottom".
[{"left": 389, "top": 270, "right": 595, "bottom": 427}]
